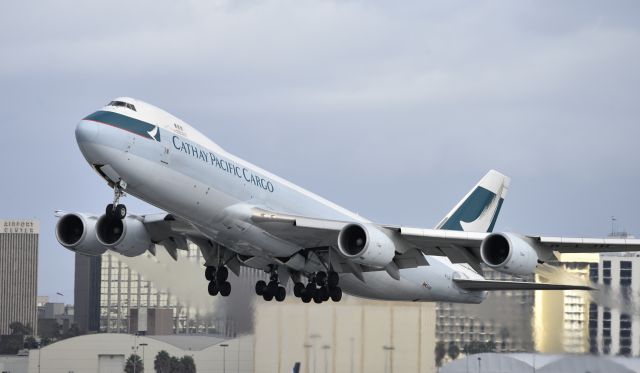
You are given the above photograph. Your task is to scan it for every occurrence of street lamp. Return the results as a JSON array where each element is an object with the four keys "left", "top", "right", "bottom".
[
  {"left": 220, "top": 343, "right": 229, "bottom": 373},
  {"left": 310, "top": 334, "right": 321, "bottom": 373},
  {"left": 477, "top": 357, "right": 482, "bottom": 373},
  {"left": 321, "top": 345, "right": 330, "bottom": 373},
  {"left": 383, "top": 346, "right": 395, "bottom": 373},
  {"left": 139, "top": 343, "right": 148, "bottom": 372}
]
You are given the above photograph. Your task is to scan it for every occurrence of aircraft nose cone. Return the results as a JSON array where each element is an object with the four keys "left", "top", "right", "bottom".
[{"left": 75, "top": 120, "right": 98, "bottom": 144}]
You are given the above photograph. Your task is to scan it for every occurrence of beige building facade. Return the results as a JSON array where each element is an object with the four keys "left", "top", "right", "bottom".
[{"left": 254, "top": 297, "right": 436, "bottom": 373}]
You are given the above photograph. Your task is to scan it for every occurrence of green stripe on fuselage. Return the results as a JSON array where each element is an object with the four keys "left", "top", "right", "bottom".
[{"left": 84, "top": 111, "right": 160, "bottom": 141}]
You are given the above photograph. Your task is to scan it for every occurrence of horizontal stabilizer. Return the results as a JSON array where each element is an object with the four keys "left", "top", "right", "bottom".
[{"left": 453, "top": 279, "right": 594, "bottom": 291}]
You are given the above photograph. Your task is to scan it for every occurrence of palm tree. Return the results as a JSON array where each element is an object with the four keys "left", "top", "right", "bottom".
[
  {"left": 435, "top": 341, "right": 447, "bottom": 367},
  {"left": 125, "top": 354, "right": 143, "bottom": 373},
  {"left": 154, "top": 350, "right": 171, "bottom": 373},
  {"left": 447, "top": 342, "right": 460, "bottom": 361}
]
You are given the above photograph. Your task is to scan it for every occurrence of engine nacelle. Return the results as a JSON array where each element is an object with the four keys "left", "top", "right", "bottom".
[
  {"left": 95, "top": 214, "right": 153, "bottom": 257},
  {"left": 55, "top": 213, "right": 107, "bottom": 256},
  {"left": 337, "top": 223, "right": 396, "bottom": 268},
  {"left": 480, "top": 232, "right": 539, "bottom": 276}
]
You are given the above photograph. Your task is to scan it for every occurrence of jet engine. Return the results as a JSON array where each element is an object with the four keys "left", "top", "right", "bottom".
[
  {"left": 95, "top": 214, "right": 153, "bottom": 257},
  {"left": 337, "top": 223, "right": 396, "bottom": 268},
  {"left": 55, "top": 213, "right": 107, "bottom": 256},
  {"left": 480, "top": 232, "right": 539, "bottom": 276}
]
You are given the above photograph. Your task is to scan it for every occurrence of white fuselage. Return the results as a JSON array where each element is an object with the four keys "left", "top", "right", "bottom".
[{"left": 75, "top": 99, "right": 487, "bottom": 303}]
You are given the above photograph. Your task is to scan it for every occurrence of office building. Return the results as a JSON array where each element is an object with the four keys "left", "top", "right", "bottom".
[
  {"left": 436, "top": 267, "right": 535, "bottom": 353},
  {"left": 0, "top": 219, "right": 39, "bottom": 335},
  {"left": 534, "top": 253, "right": 599, "bottom": 353},
  {"left": 74, "top": 253, "right": 101, "bottom": 333}
]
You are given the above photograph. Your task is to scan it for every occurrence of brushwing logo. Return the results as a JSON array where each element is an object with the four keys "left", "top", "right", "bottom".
[{"left": 147, "top": 126, "right": 161, "bottom": 141}]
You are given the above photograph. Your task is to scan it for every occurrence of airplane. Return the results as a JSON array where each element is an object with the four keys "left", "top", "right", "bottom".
[{"left": 55, "top": 97, "right": 640, "bottom": 305}]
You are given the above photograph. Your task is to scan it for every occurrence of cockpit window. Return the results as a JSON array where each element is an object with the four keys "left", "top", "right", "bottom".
[{"left": 108, "top": 101, "right": 137, "bottom": 112}]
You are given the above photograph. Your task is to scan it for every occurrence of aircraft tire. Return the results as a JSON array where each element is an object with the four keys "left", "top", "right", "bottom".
[
  {"left": 328, "top": 271, "right": 339, "bottom": 288},
  {"left": 313, "top": 292, "right": 323, "bottom": 304},
  {"left": 219, "top": 281, "right": 231, "bottom": 297},
  {"left": 301, "top": 295, "right": 312, "bottom": 303},
  {"left": 320, "top": 286, "right": 330, "bottom": 302},
  {"left": 205, "top": 266, "right": 216, "bottom": 281},
  {"left": 316, "top": 271, "right": 327, "bottom": 286},
  {"left": 105, "top": 204, "right": 114, "bottom": 217},
  {"left": 267, "top": 280, "right": 279, "bottom": 294},
  {"left": 305, "top": 283, "right": 316, "bottom": 297},
  {"left": 330, "top": 287, "right": 342, "bottom": 302},
  {"left": 293, "top": 282, "right": 305, "bottom": 297},
  {"left": 208, "top": 282, "right": 219, "bottom": 296},
  {"left": 255, "top": 280, "right": 267, "bottom": 296},
  {"left": 263, "top": 292, "right": 274, "bottom": 301},
  {"left": 275, "top": 287, "right": 286, "bottom": 302},
  {"left": 115, "top": 204, "right": 127, "bottom": 219},
  {"left": 216, "top": 267, "right": 229, "bottom": 283}
]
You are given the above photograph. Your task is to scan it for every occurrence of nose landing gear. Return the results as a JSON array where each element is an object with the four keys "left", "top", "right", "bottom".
[{"left": 105, "top": 181, "right": 127, "bottom": 220}]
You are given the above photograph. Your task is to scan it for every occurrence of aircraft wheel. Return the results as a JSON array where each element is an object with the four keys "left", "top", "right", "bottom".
[
  {"left": 216, "top": 266, "right": 229, "bottom": 283},
  {"left": 302, "top": 295, "right": 312, "bottom": 303},
  {"left": 330, "top": 287, "right": 342, "bottom": 302},
  {"left": 263, "top": 291, "right": 274, "bottom": 302},
  {"left": 328, "top": 271, "right": 339, "bottom": 288},
  {"left": 267, "top": 280, "right": 279, "bottom": 294},
  {"left": 219, "top": 281, "right": 231, "bottom": 297},
  {"left": 305, "top": 282, "right": 316, "bottom": 295},
  {"left": 320, "top": 286, "right": 330, "bottom": 302},
  {"left": 293, "top": 282, "right": 305, "bottom": 298},
  {"left": 115, "top": 204, "right": 127, "bottom": 219},
  {"left": 275, "top": 287, "right": 286, "bottom": 302},
  {"left": 208, "top": 282, "right": 219, "bottom": 296},
  {"left": 205, "top": 266, "right": 216, "bottom": 281},
  {"left": 105, "top": 204, "right": 114, "bottom": 217},
  {"left": 313, "top": 292, "right": 324, "bottom": 304},
  {"left": 316, "top": 271, "right": 327, "bottom": 286},
  {"left": 255, "top": 280, "right": 267, "bottom": 296}
]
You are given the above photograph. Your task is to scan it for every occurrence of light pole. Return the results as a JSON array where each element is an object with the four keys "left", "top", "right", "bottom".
[
  {"left": 477, "top": 357, "right": 482, "bottom": 373},
  {"left": 383, "top": 346, "right": 395, "bottom": 373},
  {"left": 349, "top": 338, "right": 354, "bottom": 373},
  {"left": 310, "top": 334, "right": 321, "bottom": 373},
  {"left": 139, "top": 343, "right": 148, "bottom": 372},
  {"left": 321, "top": 345, "right": 330, "bottom": 373},
  {"left": 304, "top": 343, "right": 313, "bottom": 373},
  {"left": 220, "top": 343, "right": 229, "bottom": 373}
]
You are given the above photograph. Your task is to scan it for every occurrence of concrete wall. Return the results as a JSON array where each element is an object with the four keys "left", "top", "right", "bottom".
[{"left": 254, "top": 297, "right": 436, "bottom": 373}]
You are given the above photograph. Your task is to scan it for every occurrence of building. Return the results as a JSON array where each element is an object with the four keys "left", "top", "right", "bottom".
[
  {"left": 75, "top": 242, "right": 262, "bottom": 336},
  {"left": 436, "top": 267, "right": 535, "bottom": 353},
  {"left": 440, "top": 352, "right": 640, "bottom": 373},
  {"left": 592, "top": 251, "right": 640, "bottom": 356},
  {"left": 534, "top": 253, "right": 599, "bottom": 353},
  {"left": 27, "top": 333, "right": 253, "bottom": 373},
  {"left": 0, "top": 219, "right": 39, "bottom": 335},
  {"left": 255, "top": 296, "right": 437, "bottom": 373}
]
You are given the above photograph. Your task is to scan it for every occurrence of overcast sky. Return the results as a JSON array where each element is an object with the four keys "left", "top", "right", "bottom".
[{"left": 1, "top": 0, "right": 639, "bottom": 302}]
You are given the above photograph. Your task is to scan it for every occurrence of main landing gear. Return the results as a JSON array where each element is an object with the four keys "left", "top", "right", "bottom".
[
  {"left": 293, "top": 271, "right": 342, "bottom": 304},
  {"left": 105, "top": 181, "right": 127, "bottom": 220},
  {"left": 255, "top": 269, "right": 287, "bottom": 302},
  {"left": 205, "top": 266, "right": 232, "bottom": 297}
]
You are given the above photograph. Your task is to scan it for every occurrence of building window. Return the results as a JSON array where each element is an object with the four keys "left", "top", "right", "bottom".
[
  {"left": 620, "top": 314, "right": 632, "bottom": 356},
  {"left": 603, "top": 261, "right": 611, "bottom": 286},
  {"left": 603, "top": 308, "right": 612, "bottom": 354},
  {"left": 589, "top": 263, "right": 599, "bottom": 283}
]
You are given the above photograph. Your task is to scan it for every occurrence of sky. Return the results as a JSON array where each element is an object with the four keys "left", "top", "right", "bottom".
[{"left": 1, "top": 0, "right": 639, "bottom": 303}]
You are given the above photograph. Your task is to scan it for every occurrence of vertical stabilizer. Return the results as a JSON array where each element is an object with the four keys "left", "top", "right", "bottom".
[{"left": 436, "top": 170, "right": 510, "bottom": 233}]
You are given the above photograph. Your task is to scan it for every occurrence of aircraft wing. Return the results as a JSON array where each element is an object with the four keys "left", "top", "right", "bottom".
[{"left": 251, "top": 208, "right": 640, "bottom": 272}]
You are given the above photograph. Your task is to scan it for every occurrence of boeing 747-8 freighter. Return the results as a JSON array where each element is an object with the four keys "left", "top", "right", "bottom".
[{"left": 56, "top": 97, "right": 640, "bottom": 304}]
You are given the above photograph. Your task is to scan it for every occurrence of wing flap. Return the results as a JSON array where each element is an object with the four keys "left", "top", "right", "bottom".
[{"left": 454, "top": 278, "right": 594, "bottom": 291}]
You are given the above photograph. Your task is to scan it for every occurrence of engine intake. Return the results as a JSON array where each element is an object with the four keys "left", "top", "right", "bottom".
[
  {"left": 480, "top": 232, "right": 539, "bottom": 276},
  {"left": 337, "top": 223, "right": 395, "bottom": 268},
  {"left": 55, "top": 213, "right": 107, "bottom": 256},
  {"left": 96, "top": 214, "right": 153, "bottom": 257}
]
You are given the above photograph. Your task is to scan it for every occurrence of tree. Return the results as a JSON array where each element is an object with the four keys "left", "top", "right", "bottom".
[
  {"left": 24, "top": 336, "right": 39, "bottom": 349},
  {"left": 463, "top": 341, "right": 497, "bottom": 355},
  {"left": 9, "top": 322, "right": 32, "bottom": 336},
  {"left": 0, "top": 335, "right": 24, "bottom": 355},
  {"left": 154, "top": 350, "right": 172, "bottom": 373},
  {"left": 61, "top": 324, "right": 82, "bottom": 340},
  {"left": 447, "top": 342, "right": 460, "bottom": 361},
  {"left": 435, "top": 341, "right": 447, "bottom": 367},
  {"left": 179, "top": 355, "right": 196, "bottom": 373},
  {"left": 169, "top": 356, "right": 180, "bottom": 372},
  {"left": 125, "top": 354, "right": 144, "bottom": 373}
]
